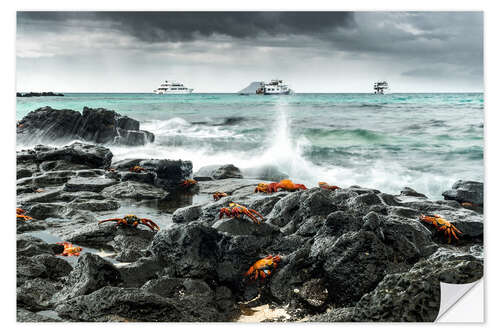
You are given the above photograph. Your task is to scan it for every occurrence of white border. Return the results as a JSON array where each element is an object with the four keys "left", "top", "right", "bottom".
[{"left": 2, "top": 0, "right": 497, "bottom": 331}]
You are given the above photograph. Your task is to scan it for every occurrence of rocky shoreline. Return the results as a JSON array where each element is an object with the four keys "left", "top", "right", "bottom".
[
  {"left": 16, "top": 109, "right": 483, "bottom": 322},
  {"left": 17, "top": 92, "right": 64, "bottom": 97}
]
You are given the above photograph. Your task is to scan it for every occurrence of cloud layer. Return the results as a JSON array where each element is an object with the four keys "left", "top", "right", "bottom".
[{"left": 16, "top": 11, "right": 483, "bottom": 92}]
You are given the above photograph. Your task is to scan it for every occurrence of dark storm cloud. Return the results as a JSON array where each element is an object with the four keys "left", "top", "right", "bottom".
[
  {"left": 16, "top": 11, "right": 483, "bottom": 92},
  {"left": 17, "top": 11, "right": 355, "bottom": 42}
]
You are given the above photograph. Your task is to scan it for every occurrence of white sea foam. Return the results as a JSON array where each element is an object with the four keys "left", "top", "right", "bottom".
[
  {"left": 141, "top": 117, "right": 242, "bottom": 140},
  {"left": 111, "top": 102, "right": 458, "bottom": 199}
]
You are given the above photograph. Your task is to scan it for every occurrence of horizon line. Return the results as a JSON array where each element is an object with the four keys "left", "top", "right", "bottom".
[{"left": 16, "top": 91, "right": 485, "bottom": 94}]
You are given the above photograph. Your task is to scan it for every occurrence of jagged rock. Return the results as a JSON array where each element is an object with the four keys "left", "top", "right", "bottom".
[
  {"left": 17, "top": 235, "right": 57, "bottom": 257},
  {"left": 55, "top": 286, "right": 182, "bottom": 321},
  {"left": 307, "top": 307, "right": 356, "bottom": 322},
  {"left": 17, "top": 308, "right": 62, "bottom": 322},
  {"left": 112, "top": 231, "right": 155, "bottom": 262},
  {"left": 53, "top": 253, "right": 121, "bottom": 302},
  {"left": 404, "top": 199, "right": 483, "bottom": 238},
  {"left": 33, "top": 142, "right": 113, "bottom": 168},
  {"left": 64, "top": 177, "right": 117, "bottom": 192},
  {"left": 442, "top": 180, "right": 483, "bottom": 206},
  {"left": 117, "top": 257, "right": 164, "bottom": 288},
  {"left": 110, "top": 158, "right": 144, "bottom": 170},
  {"left": 15, "top": 172, "right": 486, "bottom": 322},
  {"left": 17, "top": 162, "right": 39, "bottom": 179},
  {"left": 17, "top": 254, "right": 73, "bottom": 286},
  {"left": 58, "top": 223, "right": 117, "bottom": 248},
  {"left": 55, "top": 286, "right": 228, "bottom": 322},
  {"left": 194, "top": 164, "right": 243, "bottom": 180},
  {"left": 141, "top": 277, "right": 237, "bottom": 320},
  {"left": 400, "top": 187, "right": 427, "bottom": 198},
  {"left": 212, "top": 164, "right": 243, "bottom": 179},
  {"left": 17, "top": 187, "right": 63, "bottom": 204},
  {"left": 150, "top": 224, "right": 222, "bottom": 279},
  {"left": 213, "top": 218, "right": 280, "bottom": 237},
  {"left": 268, "top": 248, "right": 313, "bottom": 303},
  {"left": 17, "top": 91, "right": 63, "bottom": 97},
  {"left": 67, "top": 199, "right": 120, "bottom": 212},
  {"left": 352, "top": 247, "right": 483, "bottom": 322},
  {"left": 17, "top": 106, "right": 154, "bottom": 146},
  {"left": 241, "top": 165, "right": 289, "bottom": 181},
  {"left": 39, "top": 160, "right": 90, "bottom": 172},
  {"left": 114, "top": 128, "right": 155, "bottom": 146},
  {"left": 197, "top": 178, "right": 262, "bottom": 194},
  {"left": 18, "top": 171, "right": 77, "bottom": 187},
  {"left": 310, "top": 231, "right": 391, "bottom": 306},
  {"left": 297, "top": 278, "right": 329, "bottom": 308},
  {"left": 266, "top": 188, "right": 337, "bottom": 234},
  {"left": 193, "top": 164, "right": 221, "bottom": 180},
  {"left": 111, "top": 158, "right": 193, "bottom": 190},
  {"left": 172, "top": 204, "right": 203, "bottom": 224},
  {"left": 119, "top": 171, "right": 155, "bottom": 184},
  {"left": 58, "top": 191, "right": 105, "bottom": 202},
  {"left": 216, "top": 234, "right": 277, "bottom": 290},
  {"left": 25, "top": 203, "right": 66, "bottom": 219},
  {"left": 140, "top": 159, "right": 193, "bottom": 190},
  {"left": 59, "top": 222, "right": 154, "bottom": 256},
  {"left": 101, "top": 181, "right": 167, "bottom": 200},
  {"left": 17, "top": 278, "right": 61, "bottom": 311}
]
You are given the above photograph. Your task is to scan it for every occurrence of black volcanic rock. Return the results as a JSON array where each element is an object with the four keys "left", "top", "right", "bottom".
[
  {"left": 17, "top": 106, "right": 154, "bottom": 146},
  {"left": 194, "top": 164, "right": 243, "bottom": 180},
  {"left": 17, "top": 92, "right": 64, "bottom": 97},
  {"left": 442, "top": 180, "right": 483, "bottom": 206},
  {"left": 352, "top": 247, "right": 483, "bottom": 322},
  {"left": 17, "top": 142, "right": 113, "bottom": 169},
  {"left": 110, "top": 158, "right": 193, "bottom": 190},
  {"left": 14, "top": 152, "right": 485, "bottom": 323}
]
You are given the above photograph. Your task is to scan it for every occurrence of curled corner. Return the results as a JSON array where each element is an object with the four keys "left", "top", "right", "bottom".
[{"left": 435, "top": 279, "right": 483, "bottom": 322}]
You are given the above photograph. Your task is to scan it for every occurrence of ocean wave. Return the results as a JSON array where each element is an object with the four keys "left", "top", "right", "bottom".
[
  {"left": 302, "top": 127, "right": 387, "bottom": 146},
  {"left": 142, "top": 117, "right": 244, "bottom": 140}
]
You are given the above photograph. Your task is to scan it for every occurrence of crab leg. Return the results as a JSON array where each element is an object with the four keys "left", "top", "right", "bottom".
[
  {"left": 248, "top": 208, "right": 264, "bottom": 220},
  {"left": 98, "top": 218, "right": 124, "bottom": 224},
  {"left": 244, "top": 211, "right": 260, "bottom": 224},
  {"left": 140, "top": 218, "right": 160, "bottom": 231}
]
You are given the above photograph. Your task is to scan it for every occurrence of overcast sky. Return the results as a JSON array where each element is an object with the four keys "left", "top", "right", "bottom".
[{"left": 16, "top": 11, "right": 483, "bottom": 93}]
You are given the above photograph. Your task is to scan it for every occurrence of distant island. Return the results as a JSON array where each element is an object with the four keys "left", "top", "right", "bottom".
[
  {"left": 17, "top": 92, "right": 64, "bottom": 97},
  {"left": 237, "top": 81, "right": 264, "bottom": 94}
]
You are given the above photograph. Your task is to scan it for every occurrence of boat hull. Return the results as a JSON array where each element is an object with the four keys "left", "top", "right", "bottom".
[
  {"left": 263, "top": 91, "right": 291, "bottom": 95},
  {"left": 154, "top": 89, "right": 193, "bottom": 95}
]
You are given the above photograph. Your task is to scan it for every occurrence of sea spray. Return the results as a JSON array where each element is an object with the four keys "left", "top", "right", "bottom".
[{"left": 17, "top": 92, "right": 483, "bottom": 200}]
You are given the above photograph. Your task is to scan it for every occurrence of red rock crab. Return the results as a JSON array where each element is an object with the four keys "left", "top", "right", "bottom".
[{"left": 99, "top": 214, "right": 160, "bottom": 232}]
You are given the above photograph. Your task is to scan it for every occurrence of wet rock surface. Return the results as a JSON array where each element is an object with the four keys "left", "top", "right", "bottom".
[
  {"left": 17, "top": 106, "right": 154, "bottom": 146},
  {"left": 16, "top": 142, "right": 483, "bottom": 322},
  {"left": 442, "top": 180, "right": 483, "bottom": 206}
]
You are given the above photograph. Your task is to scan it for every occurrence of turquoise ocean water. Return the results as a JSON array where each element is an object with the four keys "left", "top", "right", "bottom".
[{"left": 16, "top": 93, "right": 483, "bottom": 199}]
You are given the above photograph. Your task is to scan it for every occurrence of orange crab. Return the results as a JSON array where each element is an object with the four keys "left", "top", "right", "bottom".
[
  {"left": 56, "top": 242, "right": 83, "bottom": 257},
  {"left": 213, "top": 192, "right": 228, "bottom": 201},
  {"left": 419, "top": 214, "right": 462, "bottom": 243},
  {"left": 254, "top": 179, "right": 307, "bottom": 193},
  {"left": 16, "top": 208, "right": 33, "bottom": 222},
  {"left": 129, "top": 166, "right": 146, "bottom": 173},
  {"left": 219, "top": 202, "right": 264, "bottom": 224},
  {"left": 180, "top": 179, "right": 198, "bottom": 189},
  {"left": 244, "top": 255, "right": 281, "bottom": 281},
  {"left": 318, "top": 182, "right": 341, "bottom": 191},
  {"left": 98, "top": 214, "right": 160, "bottom": 232}
]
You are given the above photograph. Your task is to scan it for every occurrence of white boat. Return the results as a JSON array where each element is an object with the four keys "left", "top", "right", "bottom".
[
  {"left": 154, "top": 80, "right": 193, "bottom": 94},
  {"left": 256, "top": 79, "right": 292, "bottom": 95},
  {"left": 373, "top": 81, "right": 390, "bottom": 94}
]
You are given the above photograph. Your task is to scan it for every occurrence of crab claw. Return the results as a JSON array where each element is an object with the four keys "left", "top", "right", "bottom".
[{"left": 140, "top": 218, "right": 160, "bottom": 231}]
